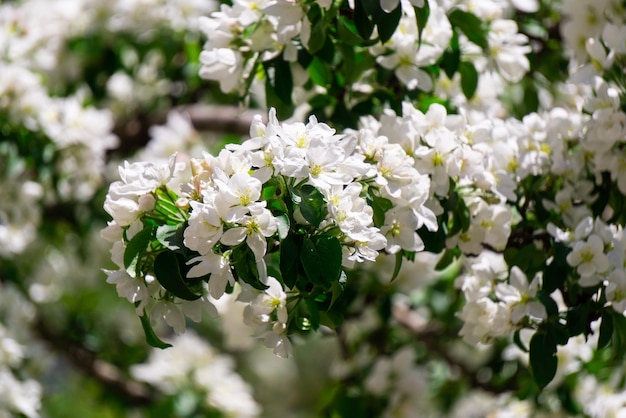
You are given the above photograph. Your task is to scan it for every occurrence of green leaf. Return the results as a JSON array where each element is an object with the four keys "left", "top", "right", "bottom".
[
  {"left": 138, "top": 311, "right": 172, "bottom": 349},
  {"left": 607, "top": 309, "right": 626, "bottom": 358},
  {"left": 264, "top": 58, "right": 293, "bottom": 105},
  {"left": 529, "top": 330, "right": 557, "bottom": 388},
  {"left": 231, "top": 244, "right": 267, "bottom": 290},
  {"left": 370, "top": 193, "right": 393, "bottom": 228},
  {"left": 549, "top": 321, "right": 570, "bottom": 345},
  {"left": 377, "top": 3, "right": 402, "bottom": 44},
  {"left": 566, "top": 302, "right": 593, "bottom": 337},
  {"left": 154, "top": 252, "right": 201, "bottom": 301},
  {"left": 459, "top": 61, "right": 478, "bottom": 99},
  {"left": 543, "top": 243, "right": 570, "bottom": 293},
  {"left": 292, "top": 184, "right": 328, "bottom": 227},
  {"left": 448, "top": 9, "right": 489, "bottom": 50},
  {"left": 440, "top": 32, "right": 460, "bottom": 78},
  {"left": 304, "top": 297, "right": 321, "bottom": 330},
  {"left": 354, "top": 0, "right": 376, "bottom": 39},
  {"left": 124, "top": 225, "right": 155, "bottom": 278},
  {"left": 308, "top": 21, "right": 328, "bottom": 54},
  {"left": 537, "top": 291, "right": 559, "bottom": 317},
  {"left": 329, "top": 272, "right": 346, "bottom": 309},
  {"left": 280, "top": 234, "right": 300, "bottom": 288},
  {"left": 301, "top": 235, "right": 342, "bottom": 288},
  {"left": 264, "top": 57, "right": 295, "bottom": 119},
  {"left": 338, "top": 16, "right": 365, "bottom": 45},
  {"left": 414, "top": 1, "right": 430, "bottom": 44},
  {"left": 513, "top": 329, "right": 528, "bottom": 352},
  {"left": 598, "top": 309, "right": 613, "bottom": 350},
  {"left": 156, "top": 223, "right": 184, "bottom": 251},
  {"left": 308, "top": 56, "right": 333, "bottom": 88},
  {"left": 417, "top": 224, "right": 446, "bottom": 253},
  {"left": 391, "top": 252, "right": 403, "bottom": 282},
  {"left": 434, "top": 248, "right": 461, "bottom": 271}
]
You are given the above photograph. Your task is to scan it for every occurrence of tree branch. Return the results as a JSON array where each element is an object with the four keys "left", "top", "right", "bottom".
[
  {"left": 112, "top": 104, "right": 265, "bottom": 155},
  {"left": 34, "top": 317, "right": 154, "bottom": 406}
]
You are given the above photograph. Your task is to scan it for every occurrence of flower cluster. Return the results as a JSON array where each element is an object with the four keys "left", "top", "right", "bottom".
[{"left": 102, "top": 107, "right": 446, "bottom": 355}]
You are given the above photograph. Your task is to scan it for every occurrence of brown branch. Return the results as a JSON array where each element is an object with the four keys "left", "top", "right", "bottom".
[
  {"left": 34, "top": 317, "right": 154, "bottom": 406},
  {"left": 112, "top": 104, "right": 265, "bottom": 156}
]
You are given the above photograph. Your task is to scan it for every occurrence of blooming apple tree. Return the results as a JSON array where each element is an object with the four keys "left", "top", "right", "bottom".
[
  {"left": 101, "top": 0, "right": 626, "bottom": 406},
  {"left": 4, "top": 0, "right": 626, "bottom": 416}
]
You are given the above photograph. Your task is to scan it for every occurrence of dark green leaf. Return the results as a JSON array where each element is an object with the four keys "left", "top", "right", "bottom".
[
  {"left": 377, "top": 3, "right": 402, "bottom": 44},
  {"left": 154, "top": 251, "right": 201, "bottom": 301},
  {"left": 391, "top": 252, "right": 403, "bottom": 282},
  {"left": 566, "top": 302, "right": 593, "bottom": 337},
  {"left": 338, "top": 16, "right": 365, "bottom": 45},
  {"left": 293, "top": 184, "right": 327, "bottom": 227},
  {"left": 280, "top": 234, "right": 300, "bottom": 288},
  {"left": 537, "top": 291, "right": 559, "bottom": 317},
  {"left": 156, "top": 223, "right": 184, "bottom": 251},
  {"left": 434, "top": 247, "right": 461, "bottom": 271},
  {"left": 329, "top": 272, "right": 346, "bottom": 309},
  {"left": 138, "top": 311, "right": 172, "bottom": 349},
  {"left": 265, "top": 80, "right": 295, "bottom": 120},
  {"left": 448, "top": 9, "right": 489, "bottom": 50},
  {"left": 231, "top": 244, "right": 267, "bottom": 290},
  {"left": 459, "top": 61, "right": 478, "bottom": 99},
  {"left": 414, "top": 1, "right": 430, "bottom": 44},
  {"left": 307, "top": 21, "right": 328, "bottom": 54},
  {"left": 370, "top": 193, "right": 393, "bottom": 228},
  {"left": 264, "top": 58, "right": 293, "bottom": 105},
  {"left": 549, "top": 321, "right": 570, "bottom": 345},
  {"left": 440, "top": 33, "right": 460, "bottom": 78},
  {"left": 304, "top": 297, "right": 321, "bottom": 330},
  {"left": 529, "top": 330, "right": 557, "bottom": 388},
  {"left": 124, "top": 225, "right": 155, "bottom": 278},
  {"left": 354, "top": 0, "right": 376, "bottom": 39},
  {"left": 513, "top": 329, "right": 528, "bottom": 352},
  {"left": 417, "top": 224, "right": 446, "bottom": 253},
  {"left": 301, "top": 235, "right": 342, "bottom": 288},
  {"left": 609, "top": 309, "right": 626, "bottom": 358},
  {"left": 543, "top": 243, "right": 570, "bottom": 293}
]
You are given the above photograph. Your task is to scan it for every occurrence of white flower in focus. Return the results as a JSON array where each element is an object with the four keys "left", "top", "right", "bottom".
[
  {"left": 187, "top": 251, "right": 234, "bottom": 299},
  {"left": 381, "top": 207, "right": 424, "bottom": 253},
  {"left": 566, "top": 234, "right": 610, "bottom": 285},
  {"left": 215, "top": 172, "right": 263, "bottom": 221},
  {"left": 323, "top": 183, "right": 375, "bottom": 241},
  {"left": 184, "top": 200, "right": 224, "bottom": 256},
  {"left": 220, "top": 207, "right": 277, "bottom": 261}
]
